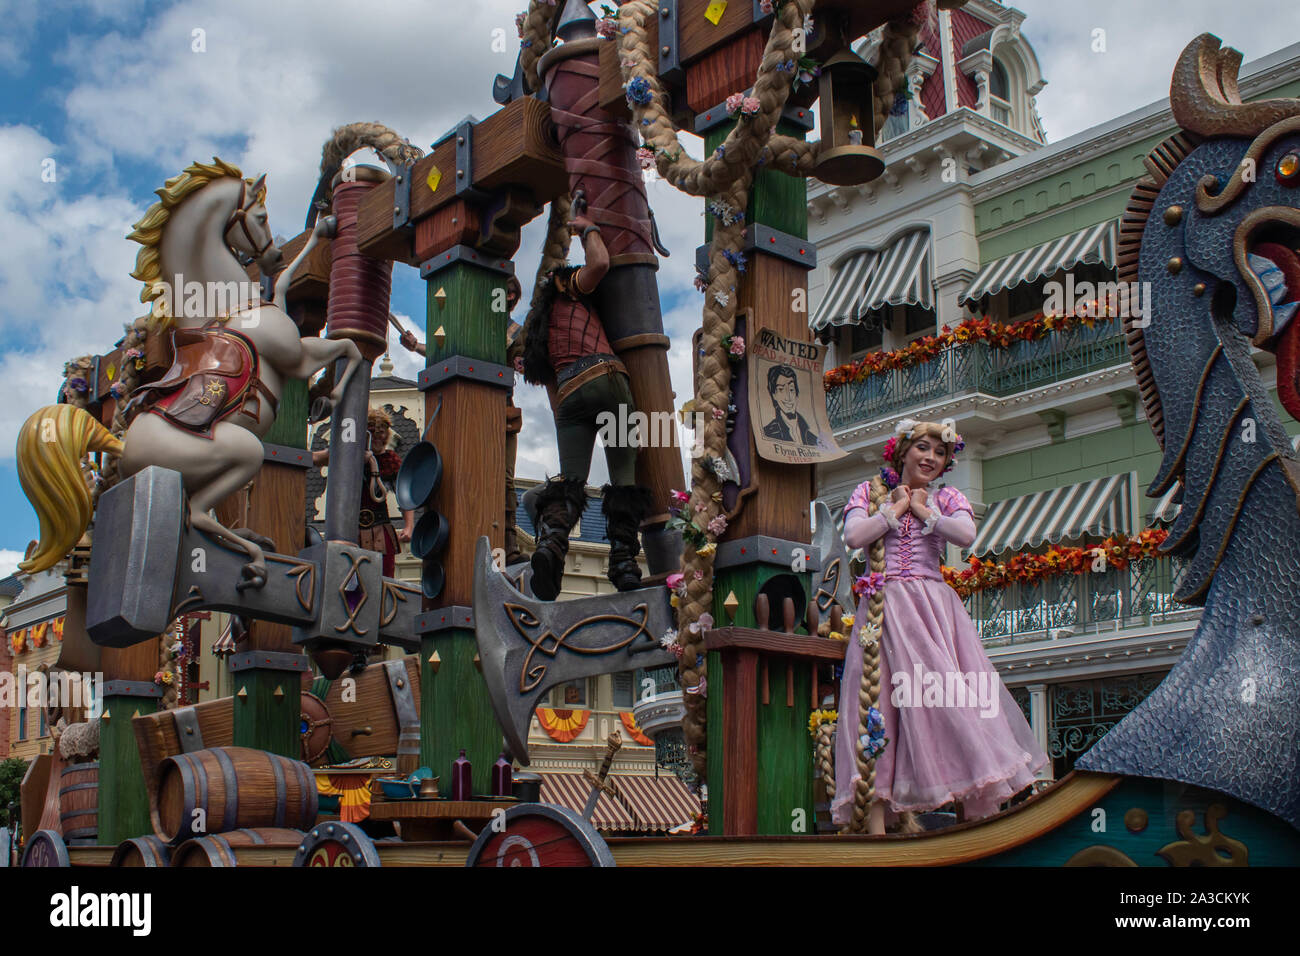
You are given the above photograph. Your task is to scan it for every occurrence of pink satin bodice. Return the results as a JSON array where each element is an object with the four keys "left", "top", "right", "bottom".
[{"left": 842, "top": 483, "right": 976, "bottom": 581}]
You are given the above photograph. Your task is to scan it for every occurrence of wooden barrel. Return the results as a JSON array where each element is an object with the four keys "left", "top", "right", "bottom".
[
  {"left": 152, "top": 746, "right": 318, "bottom": 844},
  {"left": 171, "top": 828, "right": 305, "bottom": 867},
  {"left": 58, "top": 762, "right": 98, "bottom": 846},
  {"left": 111, "top": 836, "right": 171, "bottom": 867}
]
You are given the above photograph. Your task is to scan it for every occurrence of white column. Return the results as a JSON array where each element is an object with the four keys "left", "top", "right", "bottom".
[{"left": 1028, "top": 682, "right": 1053, "bottom": 781}]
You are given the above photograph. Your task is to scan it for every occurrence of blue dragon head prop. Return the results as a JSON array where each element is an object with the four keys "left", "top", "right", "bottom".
[{"left": 1076, "top": 35, "right": 1300, "bottom": 829}]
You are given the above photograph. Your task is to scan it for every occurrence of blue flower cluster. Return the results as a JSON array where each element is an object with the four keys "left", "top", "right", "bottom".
[
  {"left": 722, "top": 248, "right": 747, "bottom": 273},
  {"left": 859, "top": 706, "right": 888, "bottom": 760},
  {"left": 625, "top": 76, "right": 652, "bottom": 106}
]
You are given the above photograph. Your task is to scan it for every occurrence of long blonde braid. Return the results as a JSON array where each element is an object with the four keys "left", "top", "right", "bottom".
[{"left": 847, "top": 475, "right": 889, "bottom": 833}]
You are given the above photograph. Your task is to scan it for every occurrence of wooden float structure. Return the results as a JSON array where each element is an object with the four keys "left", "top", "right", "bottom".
[{"left": 14, "top": 2, "right": 1300, "bottom": 869}]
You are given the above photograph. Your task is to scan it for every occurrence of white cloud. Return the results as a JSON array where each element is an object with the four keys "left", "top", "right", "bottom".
[{"left": 0, "top": 549, "right": 23, "bottom": 578}]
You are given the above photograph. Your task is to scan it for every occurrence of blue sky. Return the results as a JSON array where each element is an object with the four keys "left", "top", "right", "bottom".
[{"left": 0, "top": 0, "right": 1290, "bottom": 575}]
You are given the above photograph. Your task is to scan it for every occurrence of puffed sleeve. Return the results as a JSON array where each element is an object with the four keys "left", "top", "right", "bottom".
[
  {"left": 926, "top": 486, "right": 975, "bottom": 548},
  {"left": 842, "top": 480, "right": 889, "bottom": 549}
]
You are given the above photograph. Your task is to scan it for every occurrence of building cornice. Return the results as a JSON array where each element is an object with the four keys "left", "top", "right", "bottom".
[{"left": 969, "top": 44, "right": 1300, "bottom": 202}]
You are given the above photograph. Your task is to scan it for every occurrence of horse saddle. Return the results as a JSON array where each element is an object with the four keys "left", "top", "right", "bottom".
[{"left": 126, "top": 325, "right": 276, "bottom": 437}]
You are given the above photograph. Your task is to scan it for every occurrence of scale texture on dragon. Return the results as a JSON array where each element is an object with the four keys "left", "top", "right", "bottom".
[{"left": 1075, "top": 35, "right": 1300, "bottom": 830}]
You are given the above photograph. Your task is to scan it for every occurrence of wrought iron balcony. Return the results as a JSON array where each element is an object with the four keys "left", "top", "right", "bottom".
[
  {"left": 962, "top": 553, "right": 1199, "bottom": 647},
  {"left": 631, "top": 664, "right": 684, "bottom": 740},
  {"left": 827, "top": 316, "right": 1128, "bottom": 430}
]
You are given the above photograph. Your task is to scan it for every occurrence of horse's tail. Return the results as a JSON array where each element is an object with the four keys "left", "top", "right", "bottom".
[{"left": 16, "top": 405, "right": 123, "bottom": 574}]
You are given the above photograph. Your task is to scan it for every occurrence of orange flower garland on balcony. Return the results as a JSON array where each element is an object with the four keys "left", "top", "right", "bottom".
[
  {"left": 536, "top": 707, "right": 591, "bottom": 743},
  {"left": 824, "top": 307, "right": 1117, "bottom": 389},
  {"left": 941, "top": 528, "right": 1170, "bottom": 599}
]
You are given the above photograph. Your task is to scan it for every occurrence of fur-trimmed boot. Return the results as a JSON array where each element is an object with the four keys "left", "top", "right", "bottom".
[
  {"left": 529, "top": 476, "right": 587, "bottom": 601},
  {"left": 602, "top": 484, "right": 653, "bottom": 591}
]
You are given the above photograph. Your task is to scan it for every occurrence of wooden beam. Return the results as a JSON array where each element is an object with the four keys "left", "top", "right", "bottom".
[{"left": 356, "top": 97, "right": 566, "bottom": 264}]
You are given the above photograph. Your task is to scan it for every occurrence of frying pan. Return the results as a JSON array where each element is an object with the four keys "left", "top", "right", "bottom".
[
  {"left": 396, "top": 396, "right": 444, "bottom": 511},
  {"left": 410, "top": 509, "right": 449, "bottom": 560},
  {"left": 421, "top": 559, "right": 445, "bottom": 601}
]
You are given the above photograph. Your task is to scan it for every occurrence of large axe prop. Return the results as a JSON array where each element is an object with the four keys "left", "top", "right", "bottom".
[{"left": 471, "top": 537, "right": 674, "bottom": 764}]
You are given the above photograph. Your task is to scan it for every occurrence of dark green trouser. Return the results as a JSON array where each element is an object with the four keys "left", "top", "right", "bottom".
[{"left": 555, "top": 371, "right": 638, "bottom": 486}]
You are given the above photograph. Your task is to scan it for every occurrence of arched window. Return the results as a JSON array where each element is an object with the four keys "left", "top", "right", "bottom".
[
  {"left": 989, "top": 57, "right": 1012, "bottom": 127},
  {"left": 990, "top": 58, "right": 1010, "bottom": 101}
]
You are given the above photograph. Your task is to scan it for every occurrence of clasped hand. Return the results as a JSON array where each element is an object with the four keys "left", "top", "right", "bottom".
[{"left": 889, "top": 484, "right": 933, "bottom": 521}]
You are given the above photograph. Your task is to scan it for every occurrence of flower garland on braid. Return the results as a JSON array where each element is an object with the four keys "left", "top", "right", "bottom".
[{"left": 615, "top": 0, "right": 818, "bottom": 781}]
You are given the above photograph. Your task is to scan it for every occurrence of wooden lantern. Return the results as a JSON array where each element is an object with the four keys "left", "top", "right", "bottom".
[{"left": 814, "top": 49, "right": 884, "bottom": 186}]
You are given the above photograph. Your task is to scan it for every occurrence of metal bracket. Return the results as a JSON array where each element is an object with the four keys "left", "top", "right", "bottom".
[
  {"left": 415, "top": 606, "right": 476, "bottom": 635},
  {"left": 392, "top": 163, "right": 414, "bottom": 234},
  {"left": 228, "top": 650, "right": 311, "bottom": 674},
  {"left": 713, "top": 535, "right": 822, "bottom": 572},
  {"left": 694, "top": 92, "right": 817, "bottom": 136},
  {"left": 493, "top": 52, "right": 528, "bottom": 105},
  {"left": 431, "top": 117, "right": 493, "bottom": 207},
  {"left": 263, "top": 443, "right": 312, "bottom": 468},
  {"left": 743, "top": 224, "right": 817, "bottom": 269},
  {"left": 418, "top": 356, "right": 514, "bottom": 392},
  {"left": 172, "top": 706, "right": 206, "bottom": 753},
  {"left": 100, "top": 680, "right": 164, "bottom": 698},
  {"left": 657, "top": 0, "right": 684, "bottom": 87},
  {"left": 419, "top": 244, "right": 515, "bottom": 281},
  {"left": 259, "top": 273, "right": 275, "bottom": 303}
]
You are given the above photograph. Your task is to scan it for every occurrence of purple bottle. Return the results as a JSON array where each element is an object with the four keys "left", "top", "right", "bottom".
[
  {"left": 492, "top": 753, "right": 513, "bottom": 797},
  {"left": 451, "top": 749, "right": 472, "bottom": 801}
]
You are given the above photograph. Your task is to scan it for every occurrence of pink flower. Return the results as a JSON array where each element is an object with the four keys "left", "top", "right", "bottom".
[
  {"left": 728, "top": 335, "right": 745, "bottom": 356},
  {"left": 694, "top": 503, "right": 707, "bottom": 513},
  {"left": 882, "top": 436, "right": 897, "bottom": 462},
  {"left": 853, "top": 571, "right": 886, "bottom": 599},
  {"left": 741, "top": 97, "right": 761, "bottom": 116},
  {"left": 670, "top": 489, "right": 691, "bottom": 505},
  {"left": 759, "top": 0, "right": 774, "bottom": 12},
  {"left": 636, "top": 146, "right": 655, "bottom": 170},
  {"left": 725, "top": 92, "right": 745, "bottom": 114},
  {"left": 707, "top": 514, "right": 727, "bottom": 536},
  {"left": 596, "top": 18, "right": 617, "bottom": 38},
  {"left": 693, "top": 569, "right": 704, "bottom": 580},
  {"left": 513, "top": 356, "right": 524, "bottom": 373},
  {"left": 698, "top": 612, "right": 714, "bottom": 629},
  {"left": 666, "top": 572, "right": 685, "bottom": 590},
  {"left": 711, "top": 406, "right": 725, "bottom": 419},
  {"left": 515, "top": 12, "right": 526, "bottom": 36}
]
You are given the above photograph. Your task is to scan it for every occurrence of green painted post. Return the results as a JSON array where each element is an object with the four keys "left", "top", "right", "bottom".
[
  {"left": 420, "top": 630, "right": 503, "bottom": 795},
  {"left": 97, "top": 694, "right": 157, "bottom": 845},
  {"left": 417, "top": 256, "right": 512, "bottom": 792},
  {"left": 230, "top": 663, "right": 301, "bottom": 758}
]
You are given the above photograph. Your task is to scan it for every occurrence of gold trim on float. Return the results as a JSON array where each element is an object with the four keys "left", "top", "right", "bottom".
[{"left": 600, "top": 772, "right": 1123, "bottom": 867}]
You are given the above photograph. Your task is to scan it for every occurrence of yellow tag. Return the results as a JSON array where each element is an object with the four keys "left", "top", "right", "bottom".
[
  {"left": 426, "top": 165, "right": 442, "bottom": 194},
  {"left": 106, "top": 363, "right": 116, "bottom": 381},
  {"left": 704, "top": 0, "right": 727, "bottom": 25}
]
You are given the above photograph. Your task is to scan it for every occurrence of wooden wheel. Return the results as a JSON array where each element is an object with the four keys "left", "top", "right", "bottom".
[
  {"left": 22, "top": 829, "right": 70, "bottom": 868},
  {"left": 465, "top": 804, "right": 614, "bottom": 867},
  {"left": 294, "top": 821, "right": 381, "bottom": 867}
]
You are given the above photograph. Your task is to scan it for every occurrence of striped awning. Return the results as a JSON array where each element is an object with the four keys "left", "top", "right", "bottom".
[
  {"left": 1149, "top": 434, "right": 1300, "bottom": 524},
  {"left": 959, "top": 220, "right": 1118, "bottom": 306},
  {"left": 539, "top": 772, "right": 700, "bottom": 833},
  {"left": 810, "top": 231, "right": 931, "bottom": 331},
  {"left": 860, "top": 230, "right": 932, "bottom": 315},
  {"left": 969, "top": 472, "right": 1134, "bottom": 557},
  {"left": 811, "top": 250, "right": 878, "bottom": 330}
]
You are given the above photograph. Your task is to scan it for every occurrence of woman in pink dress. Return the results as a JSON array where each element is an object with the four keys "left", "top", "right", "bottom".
[{"left": 832, "top": 418, "right": 1047, "bottom": 835}]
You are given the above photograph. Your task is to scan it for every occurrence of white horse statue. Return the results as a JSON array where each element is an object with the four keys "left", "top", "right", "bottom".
[{"left": 17, "top": 157, "right": 362, "bottom": 589}]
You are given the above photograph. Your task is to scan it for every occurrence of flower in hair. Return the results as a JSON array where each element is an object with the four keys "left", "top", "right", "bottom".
[
  {"left": 894, "top": 417, "right": 919, "bottom": 438},
  {"left": 625, "top": 76, "right": 653, "bottom": 106},
  {"left": 852, "top": 571, "right": 885, "bottom": 599},
  {"left": 741, "top": 96, "right": 761, "bottom": 116},
  {"left": 881, "top": 436, "right": 897, "bottom": 463},
  {"left": 880, "top": 466, "right": 900, "bottom": 489},
  {"left": 725, "top": 92, "right": 746, "bottom": 115}
]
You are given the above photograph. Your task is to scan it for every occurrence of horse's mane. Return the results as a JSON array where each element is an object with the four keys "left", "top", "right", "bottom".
[{"left": 127, "top": 157, "right": 258, "bottom": 330}]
